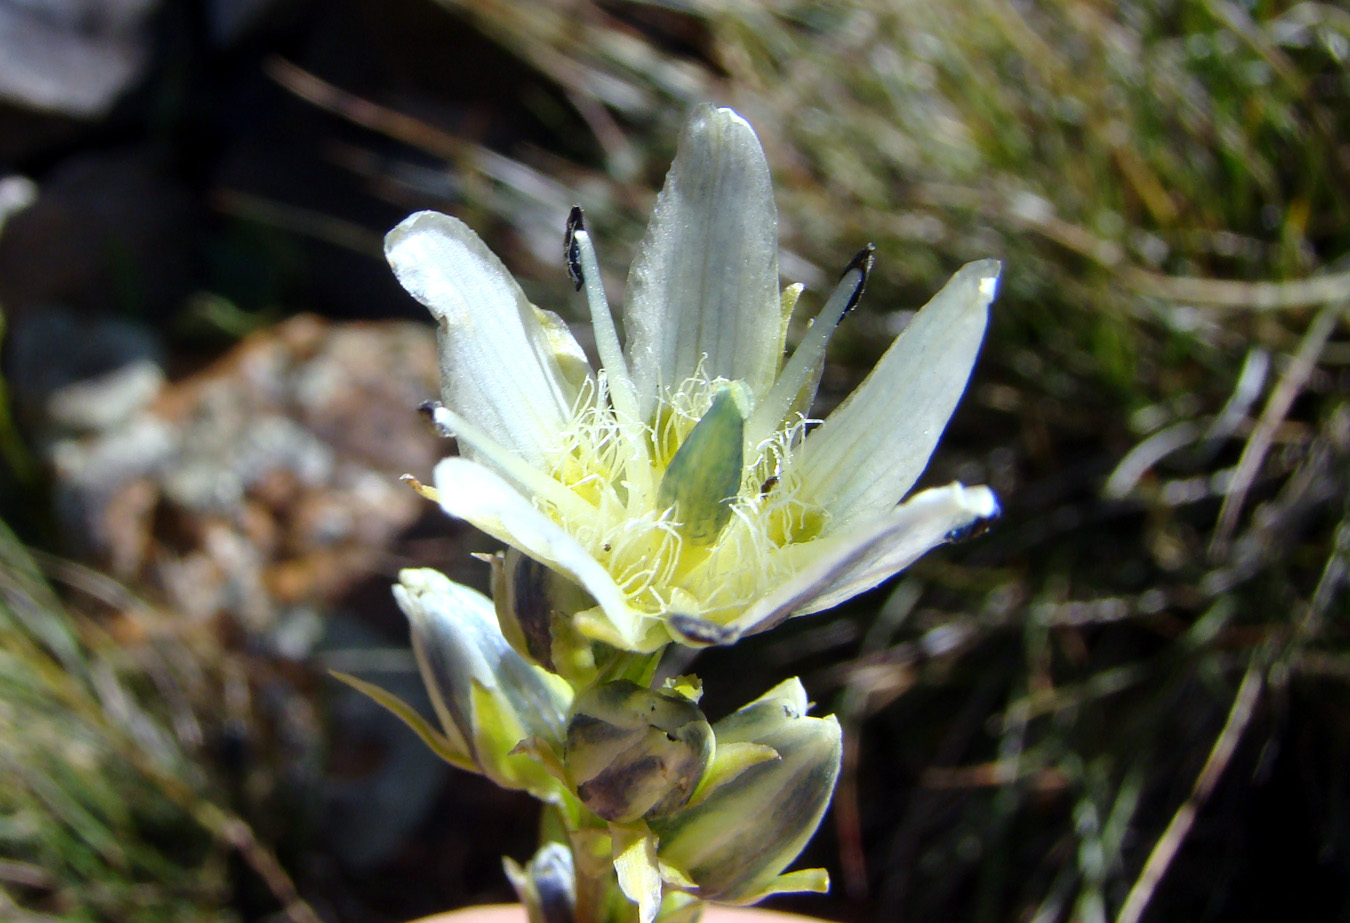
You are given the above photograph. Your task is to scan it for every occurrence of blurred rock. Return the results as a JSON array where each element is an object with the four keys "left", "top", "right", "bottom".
[
  {"left": 7, "top": 305, "right": 165, "bottom": 435},
  {"left": 0, "top": 148, "right": 198, "bottom": 318},
  {"left": 25, "top": 312, "right": 460, "bottom": 887},
  {"left": 0, "top": 0, "right": 157, "bottom": 117},
  {"left": 46, "top": 314, "right": 444, "bottom": 635}
]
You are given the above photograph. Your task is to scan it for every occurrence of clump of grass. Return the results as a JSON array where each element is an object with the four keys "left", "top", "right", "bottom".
[
  {"left": 0, "top": 521, "right": 225, "bottom": 919},
  {"left": 0, "top": 522, "right": 325, "bottom": 922}
]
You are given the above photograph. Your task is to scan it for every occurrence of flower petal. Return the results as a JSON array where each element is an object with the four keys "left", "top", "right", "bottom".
[
  {"left": 722, "top": 483, "right": 999, "bottom": 641},
  {"left": 793, "top": 260, "right": 1001, "bottom": 528},
  {"left": 623, "top": 105, "right": 783, "bottom": 416},
  {"left": 386, "top": 210, "right": 591, "bottom": 467},
  {"left": 432, "top": 457, "right": 648, "bottom": 650},
  {"left": 394, "top": 568, "right": 570, "bottom": 750},
  {"left": 650, "top": 679, "right": 841, "bottom": 904}
]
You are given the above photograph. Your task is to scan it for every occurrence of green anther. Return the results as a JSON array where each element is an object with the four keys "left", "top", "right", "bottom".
[{"left": 657, "top": 383, "right": 750, "bottom": 545}]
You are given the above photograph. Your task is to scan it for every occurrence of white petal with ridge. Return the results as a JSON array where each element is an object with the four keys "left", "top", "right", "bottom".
[
  {"left": 386, "top": 211, "right": 591, "bottom": 468},
  {"left": 623, "top": 105, "right": 784, "bottom": 416},
  {"left": 727, "top": 483, "right": 998, "bottom": 640}
]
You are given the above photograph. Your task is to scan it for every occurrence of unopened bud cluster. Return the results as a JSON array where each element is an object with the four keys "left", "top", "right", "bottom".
[{"left": 374, "top": 556, "right": 842, "bottom": 923}]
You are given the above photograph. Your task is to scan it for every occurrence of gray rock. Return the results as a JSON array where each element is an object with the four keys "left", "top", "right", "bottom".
[{"left": 0, "top": 0, "right": 158, "bottom": 117}]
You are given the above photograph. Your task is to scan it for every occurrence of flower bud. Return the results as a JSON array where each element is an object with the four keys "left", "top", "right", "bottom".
[
  {"left": 493, "top": 547, "right": 598, "bottom": 684},
  {"left": 394, "top": 567, "right": 571, "bottom": 795},
  {"left": 564, "top": 680, "right": 713, "bottom": 823},
  {"left": 650, "top": 678, "right": 840, "bottom": 904},
  {"left": 504, "top": 842, "right": 575, "bottom": 923}
]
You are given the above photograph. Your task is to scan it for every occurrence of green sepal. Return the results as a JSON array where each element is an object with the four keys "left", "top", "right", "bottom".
[
  {"left": 724, "top": 867, "right": 830, "bottom": 906},
  {"left": 685, "top": 741, "right": 779, "bottom": 809},
  {"left": 330, "top": 670, "right": 475, "bottom": 773}
]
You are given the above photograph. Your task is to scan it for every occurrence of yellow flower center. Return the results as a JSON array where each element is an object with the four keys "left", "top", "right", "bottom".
[{"left": 542, "top": 373, "right": 829, "bottom": 627}]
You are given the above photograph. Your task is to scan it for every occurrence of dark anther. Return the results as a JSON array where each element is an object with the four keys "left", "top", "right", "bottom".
[
  {"left": 417, "top": 401, "right": 454, "bottom": 438},
  {"left": 836, "top": 243, "right": 876, "bottom": 323},
  {"left": 565, "top": 205, "right": 586, "bottom": 291}
]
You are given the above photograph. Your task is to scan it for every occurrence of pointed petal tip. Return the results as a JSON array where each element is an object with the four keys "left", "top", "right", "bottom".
[
  {"left": 944, "top": 484, "right": 1001, "bottom": 542},
  {"left": 961, "top": 258, "right": 1003, "bottom": 301},
  {"left": 691, "top": 103, "right": 754, "bottom": 133},
  {"left": 624, "top": 102, "right": 781, "bottom": 402}
]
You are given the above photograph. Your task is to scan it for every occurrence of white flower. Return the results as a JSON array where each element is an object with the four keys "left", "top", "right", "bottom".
[{"left": 386, "top": 105, "right": 1000, "bottom": 654}]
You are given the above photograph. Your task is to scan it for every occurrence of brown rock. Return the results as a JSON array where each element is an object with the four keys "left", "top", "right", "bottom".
[{"left": 50, "top": 314, "right": 445, "bottom": 639}]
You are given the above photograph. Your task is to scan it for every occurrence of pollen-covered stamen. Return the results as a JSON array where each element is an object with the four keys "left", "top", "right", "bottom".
[
  {"left": 542, "top": 370, "right": 830, "bottom": 625},
  {"left": 602, "top": 512, "right": 682, "bottom": 607},
  {"left": 658, "top": 383, "right": 751, "bottom": 546}
]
